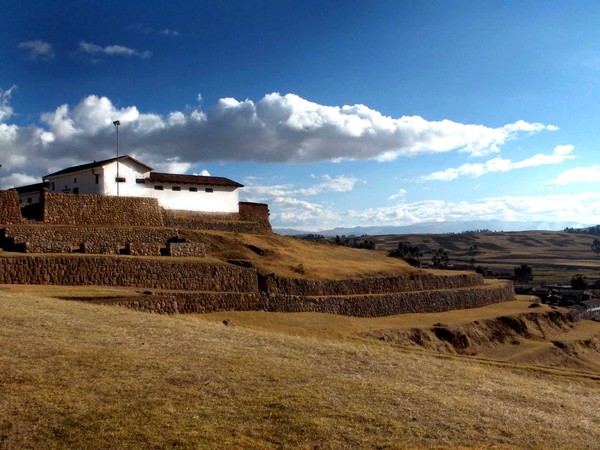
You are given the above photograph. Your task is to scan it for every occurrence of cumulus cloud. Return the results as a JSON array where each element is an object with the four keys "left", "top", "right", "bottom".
[
  {"left": 15, "top": 92, "right": 557, "bottom": 166},
  {"left": 78, "top": 41, "right": 151, "bottom": 59},
  {"left": 0, "top": 90, "right": 559, "bottom": 192},
  {"left": 420, "top": 145, "right": 575, "bottom": 182},
  {"left": 18, "top": 40, "right": 55, "bottom": 60},
  {"left": 548, "top": 166, "right": 600, "bottom": 185}
]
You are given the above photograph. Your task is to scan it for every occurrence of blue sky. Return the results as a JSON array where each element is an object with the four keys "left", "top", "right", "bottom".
[{"left": 2, "top": 0, "right": 600, "bottom": 231}]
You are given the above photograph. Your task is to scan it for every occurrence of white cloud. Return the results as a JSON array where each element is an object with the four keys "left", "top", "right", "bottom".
[
  {"left": 18, "top": 40, "right": 55, "bottom": 60},
  {"left": 420, "top": 145, "right": 575, "bottom": 182},
  {"left": 26, "top": 92, "right": 557, "bottom": 165},
  {"left": 0, "top": 173, "right": 40, "bottom": 190},
  {"left": 196, "top": 170, "right": 211, "bottom": 176},
  {"left": 294, "top": 175, "right": 359, "bottom": 196},
  {"left": 388, "top": 188, "right": 407, "bottom": 201},
  {"left": 548, "top": 166, "right": 600, "bottom": 185},
  {"left": 346, "top": 193, "right": 600, "bottom": 227},
  {"left": 240, "top": 175, "right": 360, "bottom": 229},
  {"left": 78, "top": 41, "right": 151, "bottom": 59},
  {"left": 0, "top": 86, "right": 16, "bottom": 122},
  {"left": 0, "top": 91, "right": 560, "bottom": 191}
]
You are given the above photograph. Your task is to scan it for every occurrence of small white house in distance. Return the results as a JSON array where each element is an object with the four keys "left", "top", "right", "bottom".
[{"left": 24, "top": 155, "right": 244, "bottom": 213}]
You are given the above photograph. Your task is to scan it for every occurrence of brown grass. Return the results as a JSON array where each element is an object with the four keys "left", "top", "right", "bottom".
[
  {"left": 2, "top": 288, "right": 600, "bottom": 448},
  {"left": 189, "top": 230, "right": 416, "bottom": 279},
  {"left": 373, "top": 230, "right": 600, "bottom": 283}
]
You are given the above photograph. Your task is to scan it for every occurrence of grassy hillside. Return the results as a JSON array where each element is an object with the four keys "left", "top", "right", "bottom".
[
  {"left": 185, "top": 230, "right": 417, "bottom": 279},
  {"left": 372, "top": 230, "right": 600, "bottom": 283},
  {"left": 2, "top": 287, "right": 600, "bottom": 448}
]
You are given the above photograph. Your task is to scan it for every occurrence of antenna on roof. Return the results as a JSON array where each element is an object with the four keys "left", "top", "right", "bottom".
[{"left": 113, "top": 120, "right": 121, "bottom": 196}]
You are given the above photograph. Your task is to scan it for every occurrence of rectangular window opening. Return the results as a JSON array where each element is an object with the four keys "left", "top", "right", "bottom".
[
  {"left": 95, "top": 174, "right": 99, "bottom": 184},
  {"left": 205, "top": 187, "right": 214, "bottom": 193},
  {"left": 135, "top": 178, "right": 145, "bottom": 184},
  {"left": 115, "top": 177, "right": 126, "bottom": 183},
  {"left": 172, "top": 186, "right": 181, "bottom": 191},
  {"left": 154, "top": 185, "right": 164, "bottom": 190},
  {"left": 189, "top": 187, "right": 198, "bottom": 192}
]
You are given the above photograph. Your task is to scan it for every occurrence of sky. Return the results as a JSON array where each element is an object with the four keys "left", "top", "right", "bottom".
[{"left": 2, "top": 0, "right": 600, "bottom": 231}]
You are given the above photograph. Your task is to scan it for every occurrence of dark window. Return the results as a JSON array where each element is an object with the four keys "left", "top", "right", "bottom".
[
  {"left": 51, "top": 182, "right": 55, "bottom": 191},
  {"left": 135, "top": 178, "right": 145, "bottom": 184},
  {"left": 73, "top": 188, "right": 79, "bottom": 194},
  {"left": 95, "top": 174, "right": 99, "bottom": 184},
  {"left": 115, "top": 177, "right": 126, "bottom": 183},
  {"left": 172, "top": 186, "right": 181, "bottom": 191},
  {"left": 154, "top": 185, "right": 163, "bottom": 190},
  {"left": 189, "top": 187, "right": 198, "bottom": 192},
  {"left": 205, "top": 188, "right": 214, "bottom": 193},
  {"left": 27, "top": 198, "right": 32, "bottom": 204},
  {"left": 73, "top": 177, "right": 77, "bottom": 183}
]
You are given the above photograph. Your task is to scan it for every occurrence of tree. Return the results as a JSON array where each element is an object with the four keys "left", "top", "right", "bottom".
[
  {"left": 432, "top": 248, "right": 449, "bottom": 269},
  {"left": 570, "top": 274, "right": 588, "bottom": 290},
  {"left": 514, "top": 264, "right": 533, "bottom": 283},
  {"left": 592, "top": 238, "right": 600, "bottom": 257},
  {"left": 388, "top": 242, "right": 423, "bottom": 267}
]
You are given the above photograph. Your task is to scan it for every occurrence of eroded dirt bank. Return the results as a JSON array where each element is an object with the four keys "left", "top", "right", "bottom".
[{"left": 366, "top": 306, "right": 600, "bottom": 371}]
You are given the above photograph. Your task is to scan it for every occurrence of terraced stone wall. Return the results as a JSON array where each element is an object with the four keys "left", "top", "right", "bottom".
[
  {"left": 83, "top": 292, "right": 268, "bottom": 314},
  {"left": 42, "top": 191, "right": 164, "bottom": 226},
  {"left": 0, "top": 255, "right": 258, "bottom": 292},
  {"left": 262, "top": 272, "right": 483, "bottom": 296},
  {"left": 2, "top": 225, "right": 182, "bottom": 253},
  {"left": 0, "top": 191, "right": 24, "bottom": 224},
  {"left": 265, "top": 281, "right": 515, "bottom": 317},
  {"left": 83, "top": 280, "right": 513, "bottom": 317}
]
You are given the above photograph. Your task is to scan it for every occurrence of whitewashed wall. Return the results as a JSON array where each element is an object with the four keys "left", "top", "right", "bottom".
[{"left": 45, "top": 159, "right": 240, "bottom": 213}]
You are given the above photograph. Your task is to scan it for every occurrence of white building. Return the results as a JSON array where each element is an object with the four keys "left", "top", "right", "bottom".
[{"left": 14, "top": 156, "right": 244, "bottom": 213}]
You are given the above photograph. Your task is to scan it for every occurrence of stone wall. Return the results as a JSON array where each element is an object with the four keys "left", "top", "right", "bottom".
[
  {"left": 162, "top": 208, "right": 261, "bottom": 234},
  {"left": 80, "top": 242, "right": 122, "bottom": 255},
  {"left": 264, "top": 281, "right": 514, "bottom": 317},
  {"left": 42, "top": 191, "right": 164, "bottom": 226},
  {"left": 2, "top": 225, "right": 182, "bottom": 253},
  {"left": 0, "top": 255, "right": 258, "bottom": 292},
  {"left": 81, "top": 280, "right": 513, "bottom": 317},
  {"left": 166, "top": 242, "right": 206, "bottom": 257},
  {"left": 0, "top": 191, "right": 24, "bottom": 224},
  {"left": 239, "top": 202, "right": 272, "bottom": 234},
  {"left": 81, "top": 292, "right": 268, "bottom": 314},
  {"left": 261, "top": 272, "right": 483, "bottom": 296},
  {"left": 125, "top": 242, "right": 161, "bottom": 256}
]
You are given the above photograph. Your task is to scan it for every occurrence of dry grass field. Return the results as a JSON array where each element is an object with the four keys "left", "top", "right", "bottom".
[
  {"left": 372, "top": 230, "right": 600, "bottom": 283},
  {"left": 186, "top": 230, "right": 417, "bottom": 279},
  {"left": 2, "top": 286, "right": 600, "bottom": 448}
]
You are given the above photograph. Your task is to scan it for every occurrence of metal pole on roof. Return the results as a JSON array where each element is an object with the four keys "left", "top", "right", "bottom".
[{"left": 113, "top": 120, "right": 120, "bottom": 196}]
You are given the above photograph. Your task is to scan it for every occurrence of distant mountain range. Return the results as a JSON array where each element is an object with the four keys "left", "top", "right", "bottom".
[{"left": 274, "top": 220, "right": 596, "bottom": 237}]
